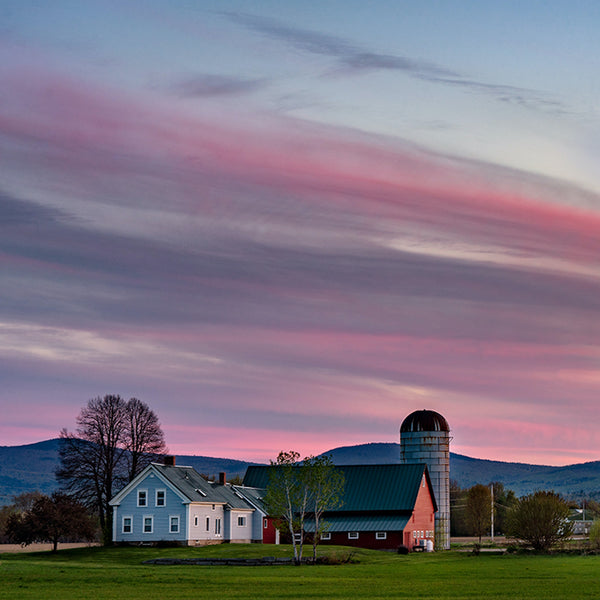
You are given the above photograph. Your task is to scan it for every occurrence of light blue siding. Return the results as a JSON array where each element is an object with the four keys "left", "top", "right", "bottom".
[{"left": 114, "top": 471, "right": 187, "bottom": 543}]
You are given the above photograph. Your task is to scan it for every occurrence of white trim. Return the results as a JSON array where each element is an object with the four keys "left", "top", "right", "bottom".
[
  {"left": 320, "top": 532, "right": 331, "bottom": 540},
  {"left": 137, "top": 489, "right": 148, "bottom": 507},
  {"left": 122, "top": 515, "right": 133, "bottom": 534},
  {"left": 169, "top": 515, "right": 180, "bottom": 534},
  {"left": 155, "top": 489, "right": 166, "bottom": 507},
  {"left": 143, "top": 515, "right": 154, "bottom": 534},
  {"left": 348, "top": 532, "right": 359, "bottom": 539},
  {"left": 375, "top": 532, "right": 387, "bottom": 540},
  {"left": 237, "top": 515, "right": 247, "bottom": 527},
  {"left": 109, "top": 464, "right": 190, "bottom": 507}
]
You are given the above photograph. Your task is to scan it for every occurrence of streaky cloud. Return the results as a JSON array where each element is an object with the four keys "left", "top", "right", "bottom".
[
  {"left": 227, "top": 11, "right": 569, "bottom": 115},
  {"left": 168, "top": 73, "right": 268, "bottom": 97}
]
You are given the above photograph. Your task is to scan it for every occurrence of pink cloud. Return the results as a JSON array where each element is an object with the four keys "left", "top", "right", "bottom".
[{"left": 3, "top": 61, "right": 600, "bottom": 467}]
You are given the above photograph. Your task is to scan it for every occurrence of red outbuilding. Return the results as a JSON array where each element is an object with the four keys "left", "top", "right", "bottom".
[{"left": 243, "top": 463, "right": 437, "bottom": 551}]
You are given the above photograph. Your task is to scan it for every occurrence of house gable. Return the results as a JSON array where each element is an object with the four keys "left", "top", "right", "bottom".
[{"left": 110, "top": 463, "right": 260, "bottom": 544}]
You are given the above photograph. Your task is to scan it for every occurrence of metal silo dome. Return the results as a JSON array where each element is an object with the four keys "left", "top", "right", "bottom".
[{"left": 400, "top": 409, "right": 450, "bottom": 433}]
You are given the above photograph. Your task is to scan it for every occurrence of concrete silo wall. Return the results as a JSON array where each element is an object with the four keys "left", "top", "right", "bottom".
[{"left": 400, "top": 430, "right": 450, "bottom": 550}]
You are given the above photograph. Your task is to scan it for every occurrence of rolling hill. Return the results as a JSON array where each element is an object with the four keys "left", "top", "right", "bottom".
[
  {"left": 323, "top": 442, "right": 600, "bottom": 497},
  {"left": 2, "top": 439, "right": 600, "bottom": 506},
  {"left": 0, "top": 439, "right": 259, "bottom": 506}
]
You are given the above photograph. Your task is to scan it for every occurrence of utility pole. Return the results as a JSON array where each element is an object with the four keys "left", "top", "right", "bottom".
[{"left": 490, "top": 483, "right": 494, "bottom": 543}]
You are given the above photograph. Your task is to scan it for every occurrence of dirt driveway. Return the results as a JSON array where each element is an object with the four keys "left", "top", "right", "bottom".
[{"left": 0, "top": 543, "right": 99, "bottom": 554}]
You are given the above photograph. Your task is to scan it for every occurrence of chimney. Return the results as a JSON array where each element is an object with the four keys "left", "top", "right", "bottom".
[
  {"left": 219, "top": 472, "right": 226, "bottom": 485},
  {"left": 163, "top": 455, "right": 176, "bottom": 467}
]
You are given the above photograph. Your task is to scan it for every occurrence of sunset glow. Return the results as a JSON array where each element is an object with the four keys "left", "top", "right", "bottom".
[{"left": 2, "top": 2, "right": 600, "bottom": 466}]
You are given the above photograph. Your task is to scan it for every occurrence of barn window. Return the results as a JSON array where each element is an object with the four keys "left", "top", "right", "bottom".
[
  {"left": 320, "top": 532, "right": 331, "bottom": 540},
  {"left": 143, "top": 516, "right": 153, "bottom": 533},
  {"left": 376, "top": 532, "right": 387, "bottom": 540},
  {"left": 137, "top": 490, "right": 147, "bottom": 507},
  {"left": 122, "top": 516, "right": 132, "bottom": 534},
  {"left": 170, "top": 516, "right": 180, "bottom": 534},
  {"left": 264, "top": 519, "right": 268, "bottom": 529},
  {"left": 348, "top": 532, "right": 359, "bottom": 540},
  {"left": 237, "top": 516, "right": 247, "bottom": 527}
]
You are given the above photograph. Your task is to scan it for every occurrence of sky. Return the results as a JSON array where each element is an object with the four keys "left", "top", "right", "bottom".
[{"left": 2, "top": 1, "right": 600, "bottom": 466}]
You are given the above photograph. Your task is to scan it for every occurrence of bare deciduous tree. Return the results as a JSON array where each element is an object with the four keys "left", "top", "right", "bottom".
[
  {"left": 57, "top": 394, "right": 167, "bottom": 544},
  {"left": 124, "top": 397, "right": 167, "bottom": 481}
]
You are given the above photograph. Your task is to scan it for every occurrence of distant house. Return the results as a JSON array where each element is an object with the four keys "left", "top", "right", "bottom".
[
  {"left": 109, "top": 457, "right": 264, "bottom": 545},
  {"left": 243, "top": 463, "right": 437, "bottom": 550}
]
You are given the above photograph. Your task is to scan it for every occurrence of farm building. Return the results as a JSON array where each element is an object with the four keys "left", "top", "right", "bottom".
[
  {"left": 243, "top": 463, "right": 437, "bottom": 550},
  {"left": 400, "top": 409, "right": 451, "bottom": 549},
  {"left": 109, "top": 408, "right": 448, "bottom": 551},
  {"left": 109, "top": 458, "right": 268, "bottom": 545}
]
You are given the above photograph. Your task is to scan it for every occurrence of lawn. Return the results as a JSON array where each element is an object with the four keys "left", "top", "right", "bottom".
[{"left": 1, "top": 544, "right": 599, "bottom": 600}]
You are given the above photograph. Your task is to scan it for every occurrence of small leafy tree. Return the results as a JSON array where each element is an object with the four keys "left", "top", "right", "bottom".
[
  {"left": 506, "top": 490, "right": 573, "bottom": 551},
  {"left": 264, "top": 451, "right": 345, "bottom": 565},
  {"left": 302, "top": 455, "right": 344, "bottom": 561},
  {"left": 6, "top": 492, "right": 97, "bottom": 552},
  {"left": 264, "top": 451, "right": 305, "bottom": 564},
  {"left": 589, "top": 520, "right": 600, "bottom": 549},
  {"left": 466, "top": 484, "right": 491, "bottom": 544},
  {"left": 491, "top": 482, "right": 517, "bottom": 535}
]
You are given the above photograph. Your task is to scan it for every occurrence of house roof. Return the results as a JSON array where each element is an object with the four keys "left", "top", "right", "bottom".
[
  {"left": 232, "top": 485, "right": 268, "bottom": 514},
  {"left": 110, "top": 463, "right": 252, "bottom": 509},
  {"left": 303, "top": 514, "right": 410, "bottom": 533},
  {"left": 243, "top": 463, "right": 436, "bottom": 513}
]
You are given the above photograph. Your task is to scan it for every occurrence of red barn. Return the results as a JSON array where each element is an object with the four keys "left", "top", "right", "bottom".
[{"left": 243, "top": 463, "right": 437, "bottom": 551}]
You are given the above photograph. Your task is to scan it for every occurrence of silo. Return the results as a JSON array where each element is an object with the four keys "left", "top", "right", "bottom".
[{"left": 400, "top": 409, "right": 451, "bottom": 550}]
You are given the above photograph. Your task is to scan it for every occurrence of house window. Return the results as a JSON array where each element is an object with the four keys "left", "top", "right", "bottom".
[
  {"left": 156, "top": 489, "right": 166, "bottom": 507},
  {"left": 212, "top": 504, "right": 216, "bottom": 511},
  {"left": 320, "top": 532, "right": 331, "bottom": 540},
  {"left": 206, "top": 517, "right": 210, "bottom": 531},
  {"left": 143, "top": 516, "right": 153, "bottom": 534},
  {"left": 348, "top": 532, "right": 359, "bottom": 540},
  {"left": 376, "top": 532, "right": 387, "bottom": 540},
  {"left": 215, "top": 518, "right": 222, "bottom": 536},
  {"left": 137, "top": 490, "right": 147, "bottom": 507},
  {"left": 122, "top": 516, "right": 132, "bottom": 534},
  {"left": 194, "top": 516, "right": 198, "bottom": 527},
  {"left": 237, "top": 516, "right": 247, "bottom": 527},
  {"left": 170, "top": 516, "right": 180, "bottom": 534}
]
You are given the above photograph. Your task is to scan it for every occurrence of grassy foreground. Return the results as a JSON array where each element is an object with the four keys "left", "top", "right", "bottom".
[{"left": 1, "top": 543, "right": 600, "bottom": 600}]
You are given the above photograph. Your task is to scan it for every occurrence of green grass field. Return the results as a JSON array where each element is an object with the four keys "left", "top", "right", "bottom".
[{"left": 1, "top": 544, "right": 599, "bottom": 600}]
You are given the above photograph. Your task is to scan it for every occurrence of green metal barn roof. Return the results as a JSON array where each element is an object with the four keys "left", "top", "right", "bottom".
[
  {"left": 304, "top": 514, "right": 410, "bottom": 533},
  {"left": 243, "top": 463, "right": 436, "bottom": 513}
]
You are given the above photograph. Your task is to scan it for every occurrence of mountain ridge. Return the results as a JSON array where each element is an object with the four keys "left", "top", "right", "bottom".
[{"left": 1, "top": 439, "right": 599, "bottom": 505}]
